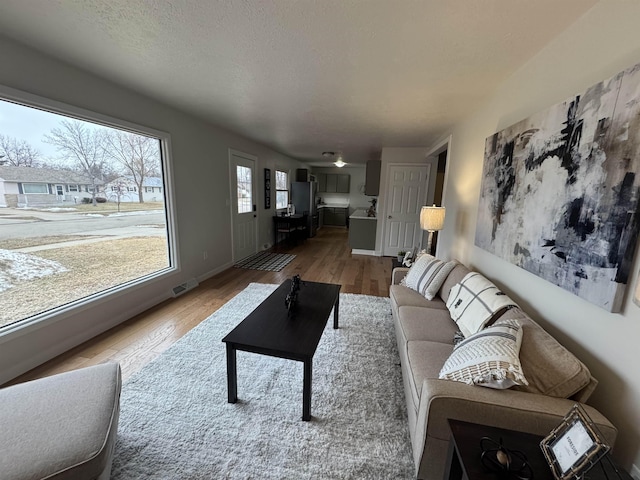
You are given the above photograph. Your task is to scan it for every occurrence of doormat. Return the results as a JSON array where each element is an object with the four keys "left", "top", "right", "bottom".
[{"left": 234, "top": 251, "right": 296, "bottom": 272}]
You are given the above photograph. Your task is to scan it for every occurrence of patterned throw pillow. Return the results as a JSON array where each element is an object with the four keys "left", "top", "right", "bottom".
[
  {"left": 439, "top": 319, "right": 529, "bottom": 389},
  {"left": 401, "top": 255, "right": 458, "bottom": 300}
]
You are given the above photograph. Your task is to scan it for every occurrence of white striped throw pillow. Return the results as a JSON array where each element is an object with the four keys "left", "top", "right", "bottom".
[
  {"left": 439, "top": 319, "right": 529, "bottom": 389},
  {"left": 401, "top": 254, "right": 458, "bottom": 300}
]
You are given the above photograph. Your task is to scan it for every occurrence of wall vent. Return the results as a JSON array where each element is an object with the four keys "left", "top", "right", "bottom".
[{"left": 171, "top": 278, "right": 199, "bottom": 297}]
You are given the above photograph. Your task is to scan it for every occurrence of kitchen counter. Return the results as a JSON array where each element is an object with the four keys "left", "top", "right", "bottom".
[
  {"left": 318, "top": 203, "right": 350, "bottom": 209},
  {"left": 349, "top": 210, "right": 377, "bottom": 251},
  {"left": 349, "top": 208, "right": 376, "bottom": 219}
]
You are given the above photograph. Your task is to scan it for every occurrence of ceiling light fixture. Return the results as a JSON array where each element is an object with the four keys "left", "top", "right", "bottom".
[{"left": 334, "top": 159, "right": 346, "bottom": 168}]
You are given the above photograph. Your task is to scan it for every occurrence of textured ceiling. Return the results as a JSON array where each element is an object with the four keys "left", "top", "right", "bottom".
[{"left": 0, "top": 0, "right": 596, "bottom": 166}]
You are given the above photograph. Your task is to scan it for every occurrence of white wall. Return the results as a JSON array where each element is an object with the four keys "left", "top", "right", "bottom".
[
  {"left": 0, "top": 36, "right": 303, "bottom": 383},
  {"left": 438, "top": 2, "right": 640, "bottom": 469}
]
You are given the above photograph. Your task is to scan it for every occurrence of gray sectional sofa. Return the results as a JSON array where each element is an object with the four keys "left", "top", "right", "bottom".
[{"left": 390, "top": 262, "right": 617, "bottom": 480}]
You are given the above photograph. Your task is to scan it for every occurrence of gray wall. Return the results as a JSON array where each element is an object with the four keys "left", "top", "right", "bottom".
[
  {"left": 438, "top": 3, "right": 640, "bottom": 470},
  {"left": 0, "top": 36, "right": 303, "bottom": 383}
]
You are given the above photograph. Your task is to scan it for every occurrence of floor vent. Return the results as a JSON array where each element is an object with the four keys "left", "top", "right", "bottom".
[{"left": 171, "top": 278, "right": 199, "bottom": 297}]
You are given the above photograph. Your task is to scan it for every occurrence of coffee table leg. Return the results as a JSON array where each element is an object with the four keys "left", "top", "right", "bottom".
[
  {"left": 226, "top": 344, "right": 237, "bottom": 403},
  {"left": 302, "top": 358, "right": 312, "bottom": 421},
  {"left": 333, "top": 296, "right": 339, "bottom": 329}
]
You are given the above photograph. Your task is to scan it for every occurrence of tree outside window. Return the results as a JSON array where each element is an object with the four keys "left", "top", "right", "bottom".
[{"left": 276, "top": 170, "right": 288, "bottom": 209}]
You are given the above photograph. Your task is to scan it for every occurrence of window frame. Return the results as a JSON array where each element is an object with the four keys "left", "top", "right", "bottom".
[
  {"left": 22, "top": 182, "right": 49, "bottom": 194},
  {"left": 275, "top": 169, "right": 289, "bottom": 210},
  {"left": 0, "top": 83, "right": 180, "bottom": 337},
  {"left": 236, "top": 164, "right": 253, "bottom": 214}
]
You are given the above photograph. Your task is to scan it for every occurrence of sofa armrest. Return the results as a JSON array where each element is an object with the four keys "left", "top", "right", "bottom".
[
  {"left": 412, "top": 378, "right": 617, "bottom": 479},
  {"left": 392, "top": 267, "right": 410, "bottom": 285}
]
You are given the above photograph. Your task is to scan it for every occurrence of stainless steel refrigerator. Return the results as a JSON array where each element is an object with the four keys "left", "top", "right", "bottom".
[{"left": 291, "top": 181, "right": 318, "bottom": 237}]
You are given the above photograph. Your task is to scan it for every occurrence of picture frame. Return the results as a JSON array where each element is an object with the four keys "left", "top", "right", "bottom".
[
  {"left": 540, "top": 404, "right": 610, "bottom": 480},
  {"left": 264, "top": 168, "right": 271, "bottom": 209}
]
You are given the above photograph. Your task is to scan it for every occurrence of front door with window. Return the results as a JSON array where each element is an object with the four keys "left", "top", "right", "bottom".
[
  {"left": 231, "top": 152, "right": 257, "bottom": 261},
  {"left": 55, "top": 184, "right": 64, "bottom": 201}
]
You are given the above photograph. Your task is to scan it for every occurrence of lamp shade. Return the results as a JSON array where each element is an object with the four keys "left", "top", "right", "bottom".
[{"left": 420, "top": 205, "right": 445, "bottom": 232}]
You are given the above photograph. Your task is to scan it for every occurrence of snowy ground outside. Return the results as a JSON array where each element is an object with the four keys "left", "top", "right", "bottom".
[{"left": 0, "top": 249, "right": 68, "bottom": 293}]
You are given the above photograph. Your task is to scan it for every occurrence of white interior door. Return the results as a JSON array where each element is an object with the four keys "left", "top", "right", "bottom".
[
  {"left": 231, "top": 152, "right": 257, "bottom": 261},
  {"left": 383, "top": 164, "right": 429, "bottom": 256}
]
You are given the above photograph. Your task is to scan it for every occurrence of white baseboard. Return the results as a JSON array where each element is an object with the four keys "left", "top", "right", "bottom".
[{"left": 351, "top": 249, "right": 380, "bottom": 256}]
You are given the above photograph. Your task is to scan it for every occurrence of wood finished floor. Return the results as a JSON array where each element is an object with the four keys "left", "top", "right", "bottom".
[{"left": 6, "top": 227, "right": 394, "bottom": 386}]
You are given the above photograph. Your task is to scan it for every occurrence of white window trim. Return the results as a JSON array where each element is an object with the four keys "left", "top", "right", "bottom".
[
  {"left": 0, "top": 83, "right": 180, "bottom": 340},
  {"left": 275, "top": 168, "right": 290, "bottom": 210}
]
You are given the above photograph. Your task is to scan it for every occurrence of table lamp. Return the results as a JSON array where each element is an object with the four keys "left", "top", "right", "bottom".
[{"left": 420, "top": 205, "right": 445, "bottom": 255}]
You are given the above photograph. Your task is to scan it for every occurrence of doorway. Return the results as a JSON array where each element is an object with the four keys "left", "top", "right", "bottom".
[
  {"left": 230, "top": 150, "right": 258, "bottom": 262},
  {"left": 382, "top": 164, "right": 429, "bottom": 256}
]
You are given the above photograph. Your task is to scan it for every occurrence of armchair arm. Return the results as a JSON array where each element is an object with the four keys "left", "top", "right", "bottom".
[{"left": 392, "top": 267, "right": 410, "bottom": 285}]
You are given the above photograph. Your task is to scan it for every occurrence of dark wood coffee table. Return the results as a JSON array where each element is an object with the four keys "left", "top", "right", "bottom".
[{"left": 222, "top": 279, "right": 341, "bottom": 421}]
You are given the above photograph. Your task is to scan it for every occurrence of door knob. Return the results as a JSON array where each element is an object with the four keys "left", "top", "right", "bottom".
[{"left": 388, "top": 215, "right": 392, "bottom": 219}]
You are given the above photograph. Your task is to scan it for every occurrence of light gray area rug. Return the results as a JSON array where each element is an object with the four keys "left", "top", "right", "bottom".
[{"left": 112, "top": 283, "right": 414, "bottom": 479}]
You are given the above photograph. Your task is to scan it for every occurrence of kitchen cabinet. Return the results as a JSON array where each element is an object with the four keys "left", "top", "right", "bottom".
[
  {"left": 321, "top": 207, "right": 348, "bottom": 226},
  {"left": 296, "top": 169, "right": 309, "bottom": 181},
  {"left": 336, "top": 174, "right": 350, "bottom": 193},
  {"left": 325, "top": 174, "right": 337, "bottom": 192},
  {"left": 317, "top": 173, "right": 326, "bottom": 192},
  {"left": 317, "top": 173, "right": 350, "bottom": 193},
  {"left": 365, "top": 160, "right": 381, "bottom": 196}
]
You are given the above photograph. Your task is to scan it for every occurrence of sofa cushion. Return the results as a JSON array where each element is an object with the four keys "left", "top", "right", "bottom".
[
  {"left": 406, "top": 341, "right": 453, "bottom": 410},
  {"left": 390, "top": 284, "right": 448, "bottom": 311},
  {"left": 397, "top": 306, "right": 459, "bottom": 344},
  {"left": 0, "top": 363, "right": 121, "bottom": 480},
  {"left": 446, "top": 272, "right": 518, "bottom": 337},
  {"left": 437, "top": 262, "right": 471, "bottom": 303},
  {"left": 497, "top": 308, "right": 594, "bottom": 399},
  {"left": 401, "top": 255, "right": 458, "bottom": 300},
  {"left": 439, "top": 319, "right": 529, "bottom": 389}
]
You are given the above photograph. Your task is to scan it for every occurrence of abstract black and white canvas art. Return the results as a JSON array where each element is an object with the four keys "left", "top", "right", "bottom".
[{"left": 476, "top": 62, "right": 640, "bottom": 312}]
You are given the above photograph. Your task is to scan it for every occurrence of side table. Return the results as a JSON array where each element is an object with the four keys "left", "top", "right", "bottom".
[
  {"left": 391, "top": 258, "right": 405, "bottom": 283},
  {"left": 444, "top": 419, "right": 632, "bottom": 480}
]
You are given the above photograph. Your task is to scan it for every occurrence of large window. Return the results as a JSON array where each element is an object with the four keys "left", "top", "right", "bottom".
[
  {"left": 0, "top": 93, "right": 176, "bottom": 331},
  {"left": 22, "top": 183, "right": 49, "bottom": 194},
  {"left": 275, "top": 170, "right": 289, "bottom": 209}
]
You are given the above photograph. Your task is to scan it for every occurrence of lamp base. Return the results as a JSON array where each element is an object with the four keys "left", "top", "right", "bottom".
[{"left": 426, "top": 231, "right": 434, "bottom": 256}]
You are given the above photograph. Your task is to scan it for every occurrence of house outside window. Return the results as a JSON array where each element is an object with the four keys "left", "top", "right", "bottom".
[{"left": 275, "top": 170, "right": 289, "bottom": 209}]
